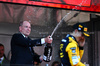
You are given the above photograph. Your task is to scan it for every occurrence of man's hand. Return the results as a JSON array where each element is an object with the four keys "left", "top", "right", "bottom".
[
  {"left": 78, "top": 36, "right": 85, "bottom": 47},
  {"left": 39, "top": 55, "right": 43, "bottom": 61},
  {"left": 45, "top": 35, "right": 53, "bottom": 43}
]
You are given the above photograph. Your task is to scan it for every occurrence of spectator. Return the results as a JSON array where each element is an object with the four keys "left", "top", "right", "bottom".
[{"left": 0, "top": 43, "right": 10, "bottom": 66}]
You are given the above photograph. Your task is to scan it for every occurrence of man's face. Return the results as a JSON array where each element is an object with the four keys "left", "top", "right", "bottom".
[
  {"left": 0, "top": 46, "right": 4, "bottom": 58},
  {"left": 19, "top": 21, "right": 31, "bottom": 37},
  {"left": 74, "top": 30, "right": 85, "bottom": 43},
  {"left": 77, "top": 33, "right": 85, "bottom": 43}
]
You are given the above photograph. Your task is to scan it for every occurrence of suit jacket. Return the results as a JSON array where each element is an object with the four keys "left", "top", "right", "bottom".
[
  {"left": 1, "top": 58, "right": 10, "bottom": 66},
  {"left": 10, "top": 33, "right": 42, "bottom": 66}
]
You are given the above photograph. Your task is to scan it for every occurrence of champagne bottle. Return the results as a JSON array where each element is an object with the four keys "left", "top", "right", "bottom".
[{"left": 43, "top": 43, "right": 52, "bottom": 62}]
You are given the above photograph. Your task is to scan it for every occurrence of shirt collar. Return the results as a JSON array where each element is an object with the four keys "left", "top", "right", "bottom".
[
  {"left": 66, "top": 34, "right": 78, "bottom": 43},
  {"left": 0, "top": 56, "right": 4, "bottom": 61},
  {"left": 20, "top": 32, "right": 28, "bottom": 38},
  {"left": 66, "top": 34, "right": 75, "bottom": 40}
]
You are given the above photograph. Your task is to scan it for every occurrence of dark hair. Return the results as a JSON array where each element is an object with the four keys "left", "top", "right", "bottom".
[{"left": 0, "top": 43, "right": 6, "bottom": 58}]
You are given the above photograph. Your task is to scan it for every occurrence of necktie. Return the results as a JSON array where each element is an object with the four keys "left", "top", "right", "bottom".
[
  {"left": 29, "top": 42, "right": 34, "bottom": 55},
  {"left": 25, "top": 37, "right": 28, "bottom": 40},
  {"left": 25, "top": 37, "right": 34, "bottom": 55}
]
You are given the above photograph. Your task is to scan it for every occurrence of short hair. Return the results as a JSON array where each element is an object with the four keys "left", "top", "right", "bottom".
[
  {"left": 0, "top": 43, "right": 6, "bottom": 58},
  {"left": 19, "top": 21, "right": 31, "bottom": 26}
]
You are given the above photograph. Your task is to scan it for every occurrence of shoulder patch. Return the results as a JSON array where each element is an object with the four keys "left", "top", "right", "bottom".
[
  {"left": 72, "top": 50, "right": 76, "bottom": 53},
  {"left": 70, "top": 47, "right": 76, "bottom": 53},
  {"left": 62, "top": 39, "right": 67, "bottom": 42}
]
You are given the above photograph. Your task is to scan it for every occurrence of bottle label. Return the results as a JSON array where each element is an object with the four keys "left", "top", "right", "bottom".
[
  {"left": 43, "top": 55, "right": 52, "bottom": 62},
  {"left": 43, "top": 43, "right": 52, "bottom": 62}
]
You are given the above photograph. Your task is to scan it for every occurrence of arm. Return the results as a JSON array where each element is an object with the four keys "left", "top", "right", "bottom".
[
  {"left": 12, "top": 33, "right": 42, "bottom": 46},
  {"left": 79, "top": 46, "right": 84, "bottom": 59},
  {"left": 31, "top": 39, "right": 42, "bottom": 46},
  {"left": 31, "top": 35, "right": 53, "bottom": 46},
  {"left": 78, "top": 37, "right": 85, "bottom": 59},
  {"left": 12, "top": 34, "right": 52, "bottom": 46}
]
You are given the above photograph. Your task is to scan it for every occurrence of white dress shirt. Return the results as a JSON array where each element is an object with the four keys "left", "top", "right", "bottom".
[{"left": 0, "top": 56, "right": 4, "bottom": 64}]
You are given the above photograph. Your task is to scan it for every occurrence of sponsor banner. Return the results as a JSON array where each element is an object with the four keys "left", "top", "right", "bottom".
[{"left": 0, "top": 0, "right": 100, "bottom": 13}]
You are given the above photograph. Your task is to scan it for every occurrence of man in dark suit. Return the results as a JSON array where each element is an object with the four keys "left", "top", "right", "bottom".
[
  {"left": 0, "top": 43, "right": 10, "bottom": 66},
  {"left": 10, "top": 21, "right": 53, "bottom": 66}
]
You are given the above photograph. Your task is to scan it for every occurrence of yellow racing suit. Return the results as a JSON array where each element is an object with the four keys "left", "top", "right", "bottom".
[{"left": 60, "top": 34, "right": 85, "bottom": 66}]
